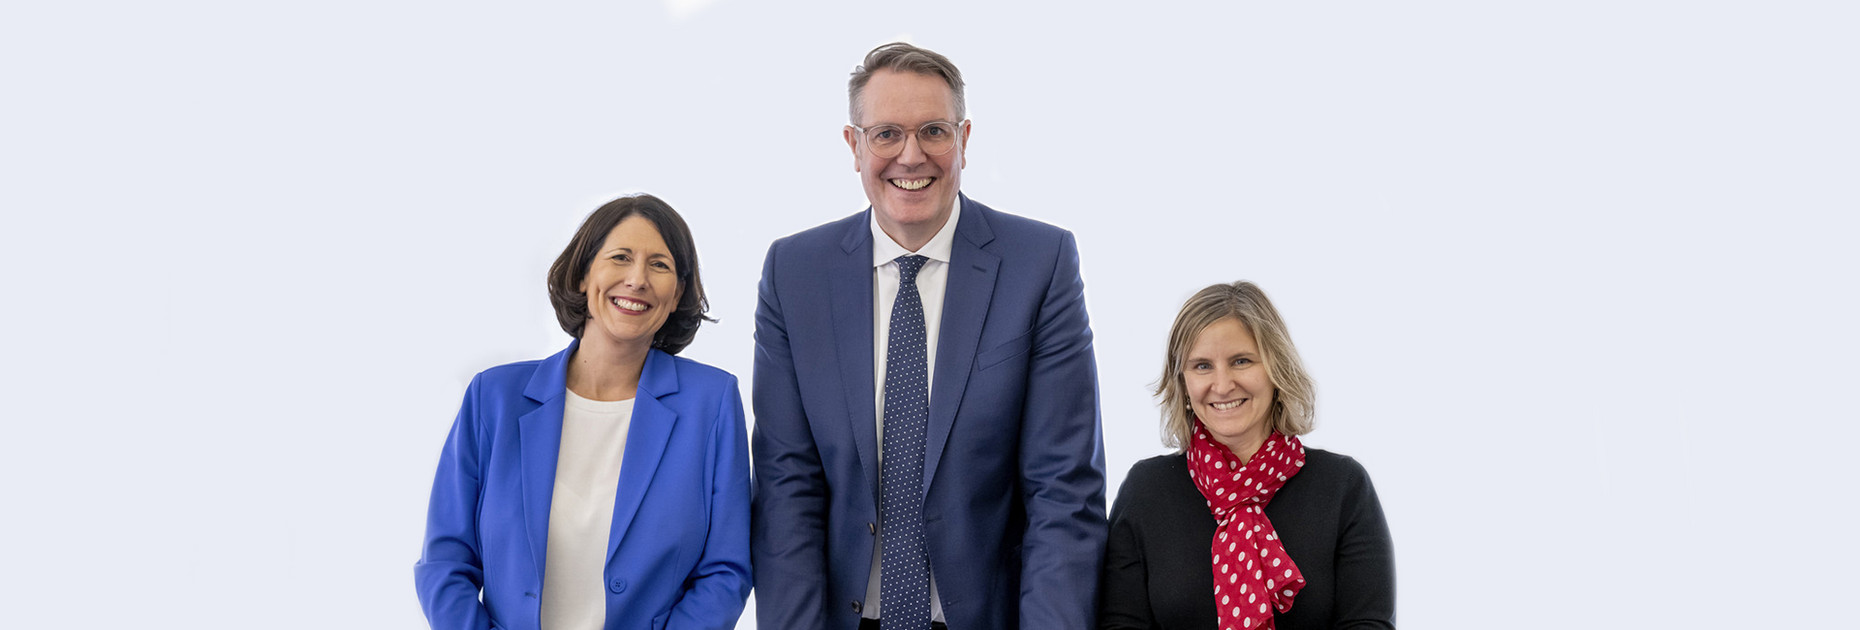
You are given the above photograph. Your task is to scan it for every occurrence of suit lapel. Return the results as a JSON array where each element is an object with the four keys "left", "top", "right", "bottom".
[
  {"left": 605, "top": 349, "right": 680, "bottom": 563},
  {"left": 831, "top": 213, "right": 881, "bottom": 500},
  {"left": 517, "top": 342, "right": 576, "bottom": 579},
  {"left": 925, "top": 198, "right": 999, "bottom": 491}
]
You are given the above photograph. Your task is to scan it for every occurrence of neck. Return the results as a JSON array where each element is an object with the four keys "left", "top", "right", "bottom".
[
  {"left": 1215, "top": 426, "right": 1273, "bottom": 464},
  {"left": 878, "top": 217, "right": 945, "bottom": 252},
  {"left": 566, "top": 335, "right": 649, "bottom": 401},
  {"left": 875, "top": 198, "right": 956, "bottom": 253}
]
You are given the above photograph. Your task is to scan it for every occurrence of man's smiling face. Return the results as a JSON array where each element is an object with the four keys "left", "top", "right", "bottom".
[{"left": 846, "top": 69, "right": 968, "bottom": 246}]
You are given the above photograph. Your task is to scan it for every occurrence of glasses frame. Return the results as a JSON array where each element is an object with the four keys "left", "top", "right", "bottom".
[{"left": 849, "top": 119, "right": 970, "bottom": 159}]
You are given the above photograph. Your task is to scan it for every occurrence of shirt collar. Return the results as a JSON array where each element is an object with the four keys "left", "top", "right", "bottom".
[{"left": 871, "top": 198, "right": 960, "bottom": 268}]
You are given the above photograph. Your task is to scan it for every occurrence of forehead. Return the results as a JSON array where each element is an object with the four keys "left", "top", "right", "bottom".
[
  {"left": 600, "top": 214, "right": 670, "bottom": 252},
  {"left": 1187, "top": 317, "right": 1258, "bottom": 355},
  {"left": 858, "top": 69, "right": 957, "bottom": 125}
]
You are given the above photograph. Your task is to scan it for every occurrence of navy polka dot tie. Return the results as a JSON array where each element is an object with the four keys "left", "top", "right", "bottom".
[{"left": 879, "top": 254, "right": 932, "bottom": 630}]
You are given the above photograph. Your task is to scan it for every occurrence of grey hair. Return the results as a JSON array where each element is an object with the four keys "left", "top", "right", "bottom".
[{"left": 848, "top": 42, "right": 967, "bottom": 124}]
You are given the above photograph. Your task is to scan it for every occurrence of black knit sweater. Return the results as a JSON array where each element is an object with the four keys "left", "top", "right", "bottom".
[{"left": 1100, "top": 448, "right": 1396, "bottom": 630}]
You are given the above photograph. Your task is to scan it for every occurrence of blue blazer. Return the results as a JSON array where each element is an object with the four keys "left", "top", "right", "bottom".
[
  {"left": 750, "top": 196, "right": 1108, "bottom": 629},
  {"left": 415, "top": 342, "right": 752, "bottom": 630}
]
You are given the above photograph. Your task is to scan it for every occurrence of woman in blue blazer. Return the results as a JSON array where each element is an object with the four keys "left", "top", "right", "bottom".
[{"left": 416, "top": 194, "right": 751, "bottom": 630}]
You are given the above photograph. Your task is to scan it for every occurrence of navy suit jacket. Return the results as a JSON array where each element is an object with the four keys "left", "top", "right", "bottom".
[
  {"left": 751, "top": 196, "right": 1108, "bottom": 629},
  {"left": 415, "top": 342, "right": 752, "bottom": 630}
]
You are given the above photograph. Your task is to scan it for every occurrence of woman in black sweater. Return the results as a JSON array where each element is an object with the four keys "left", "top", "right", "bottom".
[{"left": 1100, "top": 282, "right": 1395, "bottom": 630}]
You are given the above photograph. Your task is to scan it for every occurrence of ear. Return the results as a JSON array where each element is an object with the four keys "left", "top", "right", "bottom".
[
  {"left": 844, "top": 125, "right": 861, "bottom": 171},
  {"left": 956, "top": 119, "right": 972, "bottom": 169}
]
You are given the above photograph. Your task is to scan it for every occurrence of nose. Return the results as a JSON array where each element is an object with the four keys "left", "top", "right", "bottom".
[
  {"left": 1209, "top": 366, "right": 1240, "bottom": 394},
  {"left": 623, "top": 263, "right": 650, "bottom": 290},
  {"left": 894, "top": 130, "right": 928, "bottom": 165}
]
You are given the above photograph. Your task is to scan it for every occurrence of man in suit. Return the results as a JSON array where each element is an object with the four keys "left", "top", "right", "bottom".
[{"left": 751, "top": 43, "right": 1108, "bottom": 630}]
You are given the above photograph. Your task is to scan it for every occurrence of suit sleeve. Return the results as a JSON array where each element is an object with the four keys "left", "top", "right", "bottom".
[
  {"left": 750, "top": 242, "right": 832, "bottom": 629},
  {"left": 1018, "top": 230, "right": 1111, "bottom": 628},
  {"left": 1099, "top": 471, "right": 1156, "bottom": 630},
  {"left": 414, "top": 375, "right": 495, "bottom": 630},
  {"left": 667, "top": 376, "right": 755, "bottom": 629},
  {"left": 1333, "top": 458, "right": 1397, "bottom": 629}
]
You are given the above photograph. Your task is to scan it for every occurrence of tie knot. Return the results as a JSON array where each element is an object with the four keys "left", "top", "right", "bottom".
[{"left": 895, "top": 254, "right": 928, "bottom": 282}]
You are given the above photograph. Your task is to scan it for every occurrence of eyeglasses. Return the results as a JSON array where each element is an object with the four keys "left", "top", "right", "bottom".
[{"left": 850, "top": 120, "right": 966, "bottom": 159}]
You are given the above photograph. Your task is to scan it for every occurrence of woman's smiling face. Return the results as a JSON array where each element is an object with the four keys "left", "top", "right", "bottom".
[
  {"left": 1183, "top": 316, "right": 1276, "bottom": 459},
  {"left": 579, "top": 214, "right": 682, "bottom": 352}
]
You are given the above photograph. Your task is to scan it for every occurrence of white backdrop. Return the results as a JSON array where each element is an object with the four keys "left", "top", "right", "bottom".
[{"left": 3, "top": 1, "right": 1855, "bottom": 627}]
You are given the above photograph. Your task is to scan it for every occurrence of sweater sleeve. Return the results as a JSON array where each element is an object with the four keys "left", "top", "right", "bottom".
[
  {"left": 1099, "top": 469, "right": 1158, "bottom": 630},
  {"left": 1330, "top": 457, "right": 1397, "bottom": 629}
]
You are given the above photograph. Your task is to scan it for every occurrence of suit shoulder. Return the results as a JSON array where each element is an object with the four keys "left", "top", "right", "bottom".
[
  {"left": 473, "top": 358, "right": 545, "bottom": 390},
  {"left": 454, "top": 358, "right": 546, "bottom": 425},
  {"left": 768, "top": 210, "right": 863, "bottom": 254},
  {"left": 969, "top": 200, "right": 1072, "bottom": 245},
  {"left": 668, "top": 354, "right": 739, "bottom": 389}
]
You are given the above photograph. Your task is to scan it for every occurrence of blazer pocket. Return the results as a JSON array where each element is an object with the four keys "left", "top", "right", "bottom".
[{"left": 975, "top": 329, "right": 1034, "bottom": 371}]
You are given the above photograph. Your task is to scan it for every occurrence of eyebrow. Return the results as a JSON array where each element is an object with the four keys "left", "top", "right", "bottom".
[
  {"left": 1185, "top": 352, "right": 1258, "bottom": 363},
  {"left": 605, "top": 246, "right": 670, "bottom": 255},
  {"left": 866, "top": 119, "right": 958, "bottom": 128}
]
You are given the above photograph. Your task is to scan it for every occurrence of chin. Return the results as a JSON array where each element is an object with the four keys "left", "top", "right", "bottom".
[
  {"left": 888, "top": 196, "right": 951, "bottom": 222},
  {"left": 591, "top": 325, "right": 647, "bottom": 347}
]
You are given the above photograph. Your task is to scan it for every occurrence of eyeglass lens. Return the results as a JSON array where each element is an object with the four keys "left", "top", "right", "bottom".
[{"left": 864, "top": 122, "right": 957, "bottom": 158}]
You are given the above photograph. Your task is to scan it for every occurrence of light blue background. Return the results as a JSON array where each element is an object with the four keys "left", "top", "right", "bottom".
[{"left": 3, "top": 1, "right": 1854, "bottom": 627}]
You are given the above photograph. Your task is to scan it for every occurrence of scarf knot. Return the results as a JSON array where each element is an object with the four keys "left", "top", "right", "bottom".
[{"left": 1186, "top": 422, "right": 1308, "bottom": 630}]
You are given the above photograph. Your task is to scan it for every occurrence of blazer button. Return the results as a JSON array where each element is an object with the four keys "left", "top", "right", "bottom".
[
  {"left": 868, "top": 522, "right": 876, "bottom": 535},
  {"left": 609, "top": 579, "right": 628, "bottom": 594},
  {"left": 851, "top": 600, "right": 862, "bottom": 613}
]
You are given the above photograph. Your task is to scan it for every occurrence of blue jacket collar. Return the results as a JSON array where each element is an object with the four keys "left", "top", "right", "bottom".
[
  {"left": 515, "top": 338, "right": 685, "bottom": 575},
  {"left": 522, "top": 338, "right": 681, "bottom": 403},
  {"left": 841, "top": 193, "right": 996, "bottom": 253}
]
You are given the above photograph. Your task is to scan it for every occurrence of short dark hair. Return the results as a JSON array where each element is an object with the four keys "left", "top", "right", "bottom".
[
  {"left": 546, "top": 194, "right": 712, "bottom": 354},
  {"left": 849, "top": 42, "right": 967, "bottom": 124}
]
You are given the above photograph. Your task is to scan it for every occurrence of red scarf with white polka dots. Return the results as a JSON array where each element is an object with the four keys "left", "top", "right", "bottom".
[{"left": 1186, "top": 422, "right": 1307, "bottom": 630}]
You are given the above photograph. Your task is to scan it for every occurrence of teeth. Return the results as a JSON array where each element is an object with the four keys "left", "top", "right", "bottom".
[
  {"left": 1211, "top": 400, "right": 1243, "bottom": 411},
  {"left": 611, "top": 297, "right": 649, "bottom": 311},
  {"left": 890, "top": 178, "right": 933, "bottom": 190}
]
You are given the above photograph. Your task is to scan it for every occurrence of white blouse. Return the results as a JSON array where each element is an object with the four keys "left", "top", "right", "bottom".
[{"left": 539, "top": 389, "right": 634, "bottom": 630}]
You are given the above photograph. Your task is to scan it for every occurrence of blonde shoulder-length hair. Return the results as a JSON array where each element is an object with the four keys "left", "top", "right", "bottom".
[{"left": 1155, "top": 281, "right": 1316, "bottom": 450}]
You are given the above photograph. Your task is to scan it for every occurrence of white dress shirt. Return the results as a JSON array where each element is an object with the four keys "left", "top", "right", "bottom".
[
  {"left": 864, "top": 201, "right": 960, "bottom": 622},
  {"left": 540, "top": 390, "right": 634, "bottom": 630}
]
